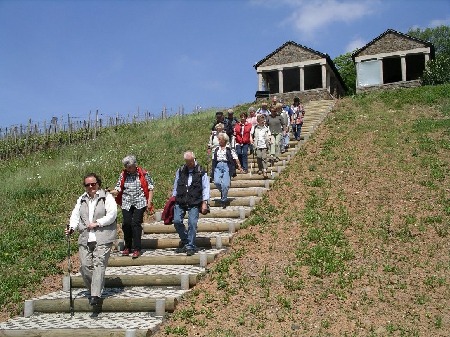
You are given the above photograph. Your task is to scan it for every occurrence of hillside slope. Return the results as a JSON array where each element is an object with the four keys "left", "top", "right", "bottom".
[{"left": 154, "top": 85, "right": 449, "bottom": 336}]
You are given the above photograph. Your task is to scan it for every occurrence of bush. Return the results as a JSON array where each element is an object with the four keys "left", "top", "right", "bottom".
[{"left": 421, "top": 55, "right": 450, "bottom": 85}]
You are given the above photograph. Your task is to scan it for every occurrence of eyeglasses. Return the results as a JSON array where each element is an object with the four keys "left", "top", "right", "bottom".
[{"left": 84, "top": 182, "right": 98, "bottom": 187}]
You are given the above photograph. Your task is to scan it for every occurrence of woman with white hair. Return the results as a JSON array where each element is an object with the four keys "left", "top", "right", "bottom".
[
  {"left": 207, "top": 123, "right": 227, "bottom": 157},
  {"left": 111, "top": 155, "right": 154, "bottom": 259},
  {"left": 211, "top": 133, "right": 242, "bottom": 208}
]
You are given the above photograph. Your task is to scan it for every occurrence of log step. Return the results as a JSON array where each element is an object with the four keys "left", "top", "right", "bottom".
[
  {"left": 68, "top": 273, "right": 199, "bottom": 288},
  {"left": 31, "top": 295, "right": 177, "bottom": 313},
  {"left": 140, "top": 236, "right": 230, "bottom": 249},
  {"left": 143, "top": 221, "right": 241, "bottom": 233},
  {"left": 107, "top": 252, "right": 217, "bottom": 267}
]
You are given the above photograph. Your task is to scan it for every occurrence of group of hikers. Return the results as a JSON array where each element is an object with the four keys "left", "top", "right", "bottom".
[
  {"left": 208, "top": 95, "right": 305, "bottom": 183},
  {"left": 64, "top": 96, "right": 305, "bottom": 306}
]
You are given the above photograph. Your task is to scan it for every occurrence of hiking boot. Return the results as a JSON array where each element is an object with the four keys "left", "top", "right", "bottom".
[
  {"left": 121, "top": 248, "right": 130, "bottom": 256},
  {"left": 186, "top": 249, "right": 195, "bottom": 256},
  {"left": 131, "top": 250, "right": 141, "bottom": 259},
  {"left": 89, "top": 296, "right": 100, "bottom": 306},
  {"left": 175, "top": 246, "right": 187, "bottom": 254},
  {"left": 263, "top": 172, "right": 268, "bottom": 179}
]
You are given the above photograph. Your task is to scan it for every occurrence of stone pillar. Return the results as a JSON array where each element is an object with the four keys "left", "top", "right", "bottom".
[
  {"left": 258, "top": 72, "right": 264, "bottom": 91},
  {"left": 299, "top": 66, "right": 304, "bottom": 91},
  {"left": 326, "top": 68, "right": 331, "bottom": 91},
  {"left": 425, "top": 53, "right": 430, "bottom": 63},
  {"left": 401, "top": 55, "right": 406, "bottom": 81},
  {"left": 278, "top": 69, "right": 284, "bottom": 93},
  {"left": 379, "top": 58, "right": 384, "bottom": 84},
  {"left": 321, "top": 64, "right": 327, "bottom": 89}
]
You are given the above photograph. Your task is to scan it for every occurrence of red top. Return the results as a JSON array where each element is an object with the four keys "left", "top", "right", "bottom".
[{"left": 234, "top": 122, "right": 252, "bottom": 144}]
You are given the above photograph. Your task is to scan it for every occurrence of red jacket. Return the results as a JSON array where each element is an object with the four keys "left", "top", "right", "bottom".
[
  {"left": 115, "top": 167, "right": 149, "bottom": 206},
  {"left": 161, "top": 196, "right": 176, "bottom": 225},
  {"left": 234, "top": 122, "right": 252, "bottom": 144}
]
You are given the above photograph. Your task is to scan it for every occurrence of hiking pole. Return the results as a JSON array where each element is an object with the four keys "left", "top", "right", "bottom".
[{"left": 66, "top": 225, "right": 74, "bottom": 317}]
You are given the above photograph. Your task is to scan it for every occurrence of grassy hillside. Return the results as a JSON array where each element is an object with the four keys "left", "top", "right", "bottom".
[
  {"left": 156, "top": 85, "right": 449, "bottom": 336},
  {"left": 1, "top": 84, "right": 449, "bottom": 336},
  {"left": 0, "top": 104, "right": 253, "bottom": 318}
]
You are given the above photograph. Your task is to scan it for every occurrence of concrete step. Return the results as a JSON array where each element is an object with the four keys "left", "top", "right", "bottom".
[
  {"left": 0, "top": 312, "right": 162, "bottom": 336},
  {"left": 107, "top": 248, "right": 223, "bottom": 267}
]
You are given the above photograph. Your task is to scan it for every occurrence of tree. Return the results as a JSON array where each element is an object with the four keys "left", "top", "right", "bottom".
[
  {"left": 407, "top": 25, "right": 450, "bottom": 85},
  {"left": 407, "top": 25, "right": 450, "bottom": 57},
  {"left": 333, "top": 52, "right": 356, "bottom": 96}
]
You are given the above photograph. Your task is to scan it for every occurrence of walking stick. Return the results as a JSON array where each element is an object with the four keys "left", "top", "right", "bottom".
[{"left": 66, "top": 225, "right": 74, "bottom": 317}]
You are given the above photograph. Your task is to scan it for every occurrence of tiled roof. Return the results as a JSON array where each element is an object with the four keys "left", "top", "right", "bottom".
[
  {"left": 253, "top": 41, "right": 326, "bottom": 68},
  {"left": 351, "top": 28, "right": 435, "bottom": 61}
]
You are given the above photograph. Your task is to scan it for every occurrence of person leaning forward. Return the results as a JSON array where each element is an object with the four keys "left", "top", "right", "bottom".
[
  {"left": 65, "top": 173, "right": 117, "bottom": 307},
  {"left": 110, "top": 155, "right": 154, "bottom": 259},
  {"left": 172, "top": 151, "right": 210, "bottom": 256}
]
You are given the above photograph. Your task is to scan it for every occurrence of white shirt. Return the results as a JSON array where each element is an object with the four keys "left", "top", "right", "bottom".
[
  {"left": 68, "top": 191, "right": 117, "bottom": 242},
  {"left": 216, "top": 147, "right": 238, "bottom": 161}
]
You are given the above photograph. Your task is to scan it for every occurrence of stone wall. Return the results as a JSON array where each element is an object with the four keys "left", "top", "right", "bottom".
[
  {"left": 356, "top": 80, "right": 421, "bottom": 94},
  {"left": 358, "top": 32, "right": 426, "bottom": 57},
  {"left": 255, "top": 89, "right": 334, "bottom": 104},
  {"left": 259, "top": 44, "right": 321, "bottom": 67}
]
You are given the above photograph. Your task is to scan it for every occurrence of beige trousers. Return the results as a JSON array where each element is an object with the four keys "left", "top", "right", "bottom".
[{"left": 78, "top": 242, "right": 112, "bottom": 297}]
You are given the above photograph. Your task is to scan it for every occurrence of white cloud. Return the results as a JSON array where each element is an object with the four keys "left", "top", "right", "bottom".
[
  {"left": 429, "top": 16, "right": 450, "bottom": 27},
  {"left": 287, "top": 0, "right": 378, "bottom": 38},
  {"left": 345, "top": 37, "right": 366, "bottom": 53}
]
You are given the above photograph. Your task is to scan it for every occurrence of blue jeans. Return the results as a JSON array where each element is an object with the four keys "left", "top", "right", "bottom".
[
  {"left": 235, "top": 144, "right": 249, "bottom": 171},
  {"left": 293, "top": 124, "right": 303, "bottom": 140},
  {"left": 173, "top": 203, "right": 200, "bottom": 250},
  {"left": 214, "top": 161, "right": 230, "bottom": 202}
]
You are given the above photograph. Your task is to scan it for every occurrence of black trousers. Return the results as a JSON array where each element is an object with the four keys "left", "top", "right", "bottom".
[{"left": 122, "top": 205, "right": 146, "bottom": 251}]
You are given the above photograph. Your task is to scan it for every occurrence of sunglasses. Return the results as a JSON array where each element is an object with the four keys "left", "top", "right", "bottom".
[{"left": 84, "top": 182, "right": 98, "bottom": 187}]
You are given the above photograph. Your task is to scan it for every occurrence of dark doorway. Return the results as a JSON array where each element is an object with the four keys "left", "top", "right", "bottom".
[
  {"left": 283, "top": 68, "right": 300, "bottom": 93},
  {"left": 264, "top": 71, "right": 279, "bottom": 94},
  {"left": 304, "top": 65, "right": 322, "bottom": 90},
  {"left": 406, "top": 54, "right": 425, "bottom": 80},
  {"left": 383, "top": 57, "right": 402, "bottom": 83}
]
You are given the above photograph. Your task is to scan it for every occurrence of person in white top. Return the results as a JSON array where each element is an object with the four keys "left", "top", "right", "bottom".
[
  {"left": 65, "top": 173, "right": 117, "bottom": 306},
  {"left": 251, "top": 114, "right": 272, "bottom": 178},
  {"left": 211, "top": 133, "right": 242, "bottom": 208}
]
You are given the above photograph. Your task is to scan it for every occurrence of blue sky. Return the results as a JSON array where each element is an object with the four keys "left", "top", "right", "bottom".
[{"left": 1, "top": 0, "right": 449, "bottom": 129}]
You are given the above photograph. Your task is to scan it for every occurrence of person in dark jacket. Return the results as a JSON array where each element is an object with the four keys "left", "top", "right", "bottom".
[{"left": 171, "top": 151, "right": 210, "bottom": 256}]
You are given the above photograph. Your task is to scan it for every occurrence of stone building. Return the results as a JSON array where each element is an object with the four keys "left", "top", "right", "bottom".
[
  {"left": 352, "top": 29, "right": 435, "bottom": 93},
  {"left": 253, "top": 41, "right": 346, "bottom": 102}
]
